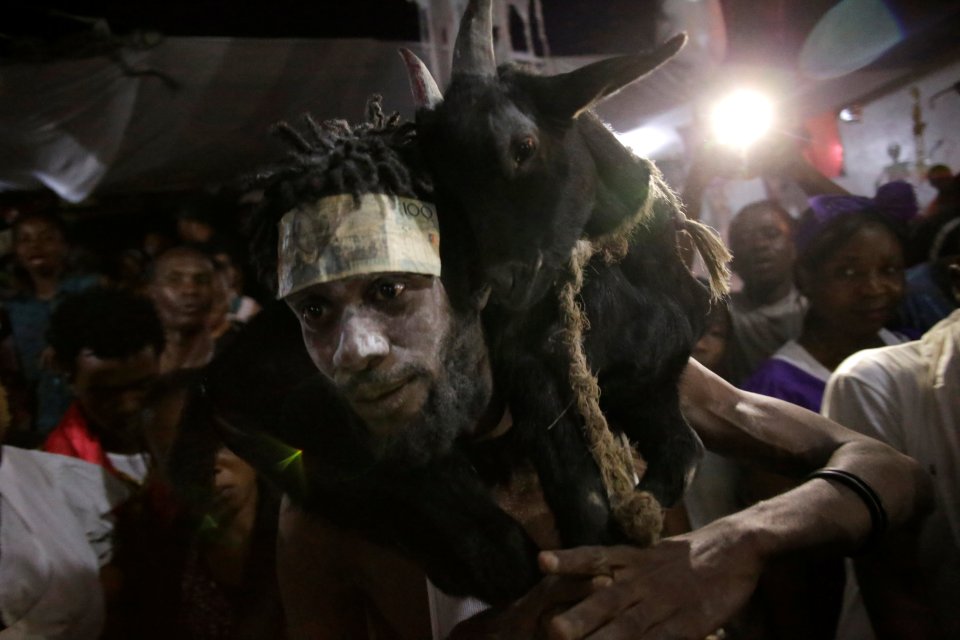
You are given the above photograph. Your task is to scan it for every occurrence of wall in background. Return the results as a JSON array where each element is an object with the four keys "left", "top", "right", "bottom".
[{"left": 836, "top": 57, "right": 960, "bottom": 206}]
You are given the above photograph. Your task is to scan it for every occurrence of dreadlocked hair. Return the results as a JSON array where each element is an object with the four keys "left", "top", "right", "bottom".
[{"left": 243, "top": 95, "right": 432, "bottom": 293}]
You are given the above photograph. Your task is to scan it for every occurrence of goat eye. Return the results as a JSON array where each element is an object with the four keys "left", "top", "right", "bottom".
[{"left": 512, "top": 136, "right": 537, "bottom": 167}]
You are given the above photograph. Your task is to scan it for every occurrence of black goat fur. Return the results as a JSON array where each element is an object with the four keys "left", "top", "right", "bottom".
[{"left": 411, "top": 65, "right": 720, "bottom": 549}]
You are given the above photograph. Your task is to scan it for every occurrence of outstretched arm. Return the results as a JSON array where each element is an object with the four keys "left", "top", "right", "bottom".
[
  {"left": 678, "top": 358, "right": 929, "bottom": 530},
  {"left": 536, "top": 359, "right": 933, "bottom": 640}
]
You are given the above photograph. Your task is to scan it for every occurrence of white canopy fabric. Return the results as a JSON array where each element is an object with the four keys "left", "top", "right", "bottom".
[
  {"left": 4, "top": 0, "right": 932, "bottom": 204},
  {"left": 0, "top": 37, "right": 433, "bottom": 201},
  {"left": 0, "top": 0, "right": 725, "bottom": 202}
]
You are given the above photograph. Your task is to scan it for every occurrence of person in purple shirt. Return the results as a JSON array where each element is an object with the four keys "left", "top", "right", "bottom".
[
  {"left": 743, "top": 188, "right": 913, "bottom": 413},
  {"left": 739, "top": 189, "right": 912, "bottom": 639}
]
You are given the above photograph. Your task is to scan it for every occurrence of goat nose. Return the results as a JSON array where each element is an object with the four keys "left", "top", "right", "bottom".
[{"left": 332, "top": 313, "right": 389, "bottom": 373}]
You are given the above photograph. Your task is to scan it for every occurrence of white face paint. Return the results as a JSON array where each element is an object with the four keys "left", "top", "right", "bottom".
[
  {"left": 286, "top": 273, "right": 455, "bottom": 438},
  {"left": 284, "top": 272, "right": 494, "bottom": 466},
  {"left": 333, "top": 313, "right": 390, "bottom": 372}
]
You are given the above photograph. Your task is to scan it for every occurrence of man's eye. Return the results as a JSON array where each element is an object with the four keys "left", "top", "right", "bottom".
[
  {"left": 375, "top": 281, "right": 406, "bottom": 300},
  {"left": 301, "top": 303, "right": 327, "bottom": 323}
]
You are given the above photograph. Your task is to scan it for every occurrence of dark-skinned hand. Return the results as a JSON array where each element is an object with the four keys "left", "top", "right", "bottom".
[
  {"left": 448, "top": 574, "right": 612, "bottom": 640},
  {"left": 537, "top": 520, "right": 760, "bottom": 640}
]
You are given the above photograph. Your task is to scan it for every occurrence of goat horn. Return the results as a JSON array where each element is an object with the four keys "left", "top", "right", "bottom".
[
  {"left": 452, "top": 0, "right": 496, "bottom": 78},
  {"left": 399, "top": 48, "right": 443, "bottom": 109}
]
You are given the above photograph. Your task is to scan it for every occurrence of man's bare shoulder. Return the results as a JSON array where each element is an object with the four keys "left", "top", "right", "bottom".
[
  {"left": 278, "top": 496, "right": 433, "bottom": 640},
  {"left": 278, "top": 495, "right": 348, "bottom": 556}
]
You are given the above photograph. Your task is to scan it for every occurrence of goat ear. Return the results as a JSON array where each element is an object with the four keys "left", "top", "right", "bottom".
[
  {"left": 399, "top": 48, "right": 443, "bottom": 109},
  {"left": 535, "top": 33, "right": 686, "bottom": 119}
]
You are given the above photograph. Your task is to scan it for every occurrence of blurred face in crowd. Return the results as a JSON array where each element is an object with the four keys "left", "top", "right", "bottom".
[
  {"left": 285, "top": 273, "right": 491, "bottom": 464},
  {"left": 729, "top": 205, "right": 795, "bottom": 296},
  {"left": 799, "top": 223, "right": 905, "bottom": 338},
  {"left": 150, "top": 249, "right": 216, "bottom": 332},
  {"left": 213, "top": 446, "right": 258, "bottom": 519},
  {"left": 692, "top": 306, "right": 730, "bottom": 373},
  {"left": 213, "top": 252, "right": 242, "bottom": 296},
  {"left": 177, "top": 217, "right": 215, "bottom": 244},
  {"left": 143, "top": 230, "right": 174, "bottom": 259},
  {"left": 70, "top": 346, "right": 160, "bottom": 440},
  {"left": 14, "top": 216, "right": 68, "bottom": 279}
]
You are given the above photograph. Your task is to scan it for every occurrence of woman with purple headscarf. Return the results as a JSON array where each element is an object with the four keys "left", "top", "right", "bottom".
[
  {"left": 742, "top": 186, "right": 914, "bottom": 412},
  {"left": 738, "top": 186, "right": 913, "bottom": 639}
]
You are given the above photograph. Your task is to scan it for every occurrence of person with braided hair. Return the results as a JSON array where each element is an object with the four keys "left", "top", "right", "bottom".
[{"left": 235, "top": 98, "right": 932, "bottom": 640}]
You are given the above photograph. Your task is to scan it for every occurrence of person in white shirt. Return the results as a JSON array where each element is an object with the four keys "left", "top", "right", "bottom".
[
  {"left": 825, "top": 274, "right": 960, "bottom": 638},
  {"left": 0, "top": 384, "right": 129, "bottom": 639}
]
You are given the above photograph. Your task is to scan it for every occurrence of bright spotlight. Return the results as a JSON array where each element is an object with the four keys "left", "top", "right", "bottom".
[{"left": 710, "top": 89, "right": 774, "bottom": 149}]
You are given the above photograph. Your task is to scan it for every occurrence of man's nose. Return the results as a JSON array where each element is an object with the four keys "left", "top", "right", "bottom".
[{"left": 332, "top": 311, "right": 389, "bottom": 374}]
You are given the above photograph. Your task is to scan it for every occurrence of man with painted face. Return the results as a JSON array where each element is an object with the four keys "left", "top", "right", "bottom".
[{"left": 245, "top": 102, "right": 932, "bottom": 640}]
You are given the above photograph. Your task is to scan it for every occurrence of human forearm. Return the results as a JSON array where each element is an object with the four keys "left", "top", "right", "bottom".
[
  {"left": 787, "top": 156, "right": 849, "bottom": 197},
  {"left": 537, "top": 441, "right": 930, "bottom": 640},
  {"left": 680, "top": 359, "right": 932, "bottom": 534},
  {"left": 531, "top": 363, "right": 932, "bottom": 640},
  {"left": 719, "top": 440, "right": 929, "bottom": 562}
]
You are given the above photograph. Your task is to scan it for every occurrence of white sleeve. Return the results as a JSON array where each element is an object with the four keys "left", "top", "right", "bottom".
[
  {"left": 56, "top": 458, "right": 131, "bottom": 567},
  {"left": 823, "top": 354, "right": 905, "bottom": 452}
]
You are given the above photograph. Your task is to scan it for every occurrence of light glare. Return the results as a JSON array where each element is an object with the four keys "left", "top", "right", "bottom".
[
  {"left": 710, "top": 90, "right": 774, "bottom": 149},
  {"left": 616, "top": 126, "right": 679, "bottom": 158}
]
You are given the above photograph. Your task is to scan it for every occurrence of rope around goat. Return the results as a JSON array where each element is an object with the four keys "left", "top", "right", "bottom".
[
  {"left": 557, "top": 238, "right": 663, "bottom": 547},
  {"left": 555, "top": 161, "right": 731, "bottom": 547}
]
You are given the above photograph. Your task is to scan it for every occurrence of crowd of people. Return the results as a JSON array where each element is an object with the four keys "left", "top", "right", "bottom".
[
  {"left": 0, "top": 203, "right": 274, "bottom": 638},
  {"left": 684, "top": 153, "right": 959, "bottom": 638},
  {"left": 0, "top": 89, "right": 956, "bottom": 640}
]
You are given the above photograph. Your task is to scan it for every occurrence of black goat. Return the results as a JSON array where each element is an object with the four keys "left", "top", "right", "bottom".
[
  {"left": 401, "top": 0, "right": 730, "bottom": 547},
  {"left": 220, "top": 8, "right": 732, "bottom": 598}
]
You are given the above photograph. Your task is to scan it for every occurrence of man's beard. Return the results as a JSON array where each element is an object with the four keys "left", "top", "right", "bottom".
[{"left": 373, "top": 308, "right": 491, "bottom": 468}]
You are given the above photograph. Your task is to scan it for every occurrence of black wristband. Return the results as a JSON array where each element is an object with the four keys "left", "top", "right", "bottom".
[{"left": 806, "top": 468, "right": 888, "bottom": 553}]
